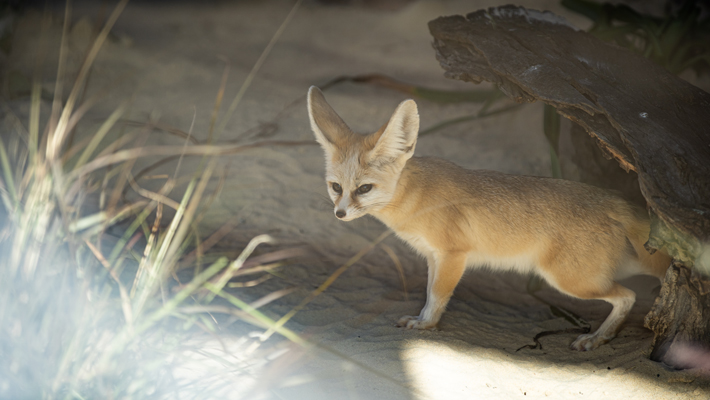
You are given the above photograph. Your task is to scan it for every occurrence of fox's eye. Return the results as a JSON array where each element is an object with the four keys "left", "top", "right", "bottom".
[
  {"left": 357, "top": 184, "right": 373, "bottom": 195},
  {"left": 331, "top": 182, "right": 342, "bottom": 194}
]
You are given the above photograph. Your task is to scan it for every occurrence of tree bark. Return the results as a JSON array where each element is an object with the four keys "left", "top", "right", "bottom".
[
  {"left": 427, "top": 5, "right": 710, "bottom": 362},
  {"left": 569, "top": 123, "right": 646, "bottom": 206},
  {"left": 428, "top": 6, "right": 710, "bottom": 250},
  {"left": 645, "top": 263, "right": 710, "bottom": 363}
]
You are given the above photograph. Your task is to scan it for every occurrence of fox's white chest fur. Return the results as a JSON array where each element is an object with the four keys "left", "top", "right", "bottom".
[
  {"left": 307, "top": 86, "right": 670, "bottom": 351},
  {"left": 387, "top": 215, "right": 538, "bottom": 275}
]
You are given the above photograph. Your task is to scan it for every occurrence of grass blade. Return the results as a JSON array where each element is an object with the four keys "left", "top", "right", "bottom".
[
  {"left": 419, "top": 103, "right": 522, "bottom": 137},
  {"left": 0, "top": 137, "right": 18, "bottom": 206},
  {"left": 543, "top": 104, "right": 562, "bottom": 178},
  {"left": 29, "top": 81, "right": 41, "bottom": 164},
  {"left": 47, "top": 0, "right": 129, "bottom": 162},
  {"left": 216, "top": 0, "right": 303, "bottom": 138},
  {"left": 74, "top": 101, "right": 128, "bottom": 169},
  {"left": 259, "top": 231, "right": 391, "bottom": 343},
  {"left": 205, "top": 234, "right": 274, "bottom": 303},
  {"left": 207, "top": 285, "right": 305, "bottom": 345}
]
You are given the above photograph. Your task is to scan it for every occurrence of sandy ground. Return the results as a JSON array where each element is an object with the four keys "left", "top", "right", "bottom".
[{"left": 6, "top": 0, "right": 710, "bottom": 398}]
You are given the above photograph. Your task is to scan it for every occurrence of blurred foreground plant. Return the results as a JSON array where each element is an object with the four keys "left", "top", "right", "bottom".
[{"left": 0, "top": 1, "right": 310, "bottom": 398}]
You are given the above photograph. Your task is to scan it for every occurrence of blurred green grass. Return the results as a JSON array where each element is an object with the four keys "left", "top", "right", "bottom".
[{"left": 0, "top": 1, "right": 311, "bottom": 398}]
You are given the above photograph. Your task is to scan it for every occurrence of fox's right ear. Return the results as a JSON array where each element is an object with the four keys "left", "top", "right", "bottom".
[{"left": 307, "top": 86, "right": 350, "bottom": 153}]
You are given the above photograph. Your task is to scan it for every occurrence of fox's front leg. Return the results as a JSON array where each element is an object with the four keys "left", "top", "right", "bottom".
[{"left": 397, "top": 251, "right": 466, "bottom": 330}]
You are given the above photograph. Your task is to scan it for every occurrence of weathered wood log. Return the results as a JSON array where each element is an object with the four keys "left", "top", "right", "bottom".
[
  {"left": 428, "top": 5, "right": 710, "bottom": 362},
  {"left": 569, "top": 123, "right": 646, "bottom": 206},
  {"left": 428, "top": 6, "right": 710, "bottom": 259},
  {"left": 645, "top": 262, "right": 710, "bottom": 362}
]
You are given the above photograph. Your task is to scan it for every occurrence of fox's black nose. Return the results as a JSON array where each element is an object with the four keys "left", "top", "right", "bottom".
[{"left": 335, "top": 210, "right": 346, "bottom": 219}]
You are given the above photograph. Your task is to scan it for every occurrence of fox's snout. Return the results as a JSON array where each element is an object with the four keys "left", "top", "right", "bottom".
[
  {"left": 333, "top": 194, "right": 354, "bottom": 220},
  {"left": 331, "top": 189, "right": 361, "bottom": 221},
  {"left": 334, "top": 205, "right": 357, "bottom": 221}
]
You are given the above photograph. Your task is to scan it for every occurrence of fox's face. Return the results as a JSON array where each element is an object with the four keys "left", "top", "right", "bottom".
[
  {"left": 307, "top": 87, "right": 419, "bottom": 221},
  {"left": 322, "top": 150, "right": 401, "bottom": 221}
]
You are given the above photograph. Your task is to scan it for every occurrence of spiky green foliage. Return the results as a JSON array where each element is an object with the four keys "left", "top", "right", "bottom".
[{"left": 0, "top": 1, "right": 307, "bottom": 398}]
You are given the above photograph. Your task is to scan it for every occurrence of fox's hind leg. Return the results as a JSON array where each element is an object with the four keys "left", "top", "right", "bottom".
[
  {"left": 397, "top": 251, "right": 466, "bottom": 330},
  {"left": 541, "top": 244, "right": 637, "bottom": 351},
  {"left": 565, "top": 283, "right": 636, "bottom": 351}
]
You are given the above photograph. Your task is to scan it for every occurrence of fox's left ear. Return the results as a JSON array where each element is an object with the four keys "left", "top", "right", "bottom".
[{"left": 369, "top": 99, "right": 419, "bottom": 164}]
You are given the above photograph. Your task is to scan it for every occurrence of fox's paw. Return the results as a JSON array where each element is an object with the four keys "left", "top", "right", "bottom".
[
  {"left": 570, "top": 333, "right": 611, "bottom": 351},
  {"left": 395, "top": 315, "right": 437, "bottom": 330}
]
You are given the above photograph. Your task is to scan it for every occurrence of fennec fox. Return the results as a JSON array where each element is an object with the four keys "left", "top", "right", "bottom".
[{"left": 307, "top": 86, "right": 670, "bottom": 351}]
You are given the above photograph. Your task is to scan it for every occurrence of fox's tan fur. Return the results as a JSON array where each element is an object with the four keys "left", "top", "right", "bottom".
[{"left": 307, "top": 86, "right": 670, "bottom": 351}]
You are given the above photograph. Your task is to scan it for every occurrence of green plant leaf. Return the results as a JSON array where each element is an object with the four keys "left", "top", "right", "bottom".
[{"left": 543, "top": 104, "right": 562, "bottom": 178}]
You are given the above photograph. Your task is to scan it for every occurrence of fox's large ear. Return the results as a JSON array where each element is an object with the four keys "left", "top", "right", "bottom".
[
  {"left": 369, "top": 99, "right": 419, "bottom": 164},
  {"left": 307, "top": 86, "right": 350, "bottom": 153}
]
